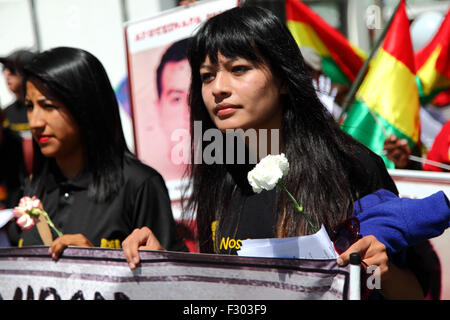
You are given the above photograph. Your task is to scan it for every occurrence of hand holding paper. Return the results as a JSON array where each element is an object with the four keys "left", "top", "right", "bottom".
[{"left": 237, "top": 224, "right": 338, "bottom": 259}]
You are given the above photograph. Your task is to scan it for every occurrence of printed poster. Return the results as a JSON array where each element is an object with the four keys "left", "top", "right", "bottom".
[{"left": 125, "top": 0, "right": 239, "bottom": 204}]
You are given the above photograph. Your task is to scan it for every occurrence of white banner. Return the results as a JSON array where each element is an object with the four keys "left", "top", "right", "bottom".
[
  {"left": 0, "top": 247, "right": 350, "bottom": 300},
  {"left": 389, "top": 169, "right": 450, "bottom": 198}
]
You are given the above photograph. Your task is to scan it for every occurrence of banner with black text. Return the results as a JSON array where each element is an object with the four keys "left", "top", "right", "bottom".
[{"left": 0, "top": 247, "right": 350, "bottom": 300}]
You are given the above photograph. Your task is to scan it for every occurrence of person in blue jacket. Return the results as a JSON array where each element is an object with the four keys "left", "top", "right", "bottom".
[
  {"left": 354, "top": 190, "right": 449, "bottom": 256},
  {"left": 336, "top": 189, "right": 449, "bottom": 299}
]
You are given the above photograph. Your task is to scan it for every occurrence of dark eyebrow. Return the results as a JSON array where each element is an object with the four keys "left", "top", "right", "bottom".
[
  {"left": 200, "top": 57, "right": 241, "bottom": 70},
  {"left": 36, "top": 97, "right": 54, "bottom": 103},
  {"left": 24, "top": 97, "right": 56, "bottom": 105}
]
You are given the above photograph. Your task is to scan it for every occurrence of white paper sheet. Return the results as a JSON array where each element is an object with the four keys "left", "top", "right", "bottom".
[
  {"left": 237, "top": 224, "right": 339, "bottom": 259},
  {"left": 0, "top": 209, "right": 14, "bottom": 229}
]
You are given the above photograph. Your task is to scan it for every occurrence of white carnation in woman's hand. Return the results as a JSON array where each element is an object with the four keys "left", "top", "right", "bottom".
[
  {"left": 247, "top": 153, "right": 289, "bottom": 193},
  {"left": 247, "top": 153, "right": 318, "bottom": 233}
]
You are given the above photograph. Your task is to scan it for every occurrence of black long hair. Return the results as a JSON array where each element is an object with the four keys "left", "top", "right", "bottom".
[
  {"left": 185, "top": 6, "right": 378, "bottom": 253},
  {"left": 23, "top": 47, "right": 128, "bottom": 202}
]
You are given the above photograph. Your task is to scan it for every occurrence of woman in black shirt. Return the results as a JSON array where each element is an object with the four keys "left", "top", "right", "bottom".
[{"left": 9, "top": 47, "right": 185, "bottom": 258}]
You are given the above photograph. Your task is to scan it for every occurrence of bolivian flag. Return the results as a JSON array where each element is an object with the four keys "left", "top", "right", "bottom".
[
  {"left": 415, "top": 10, "right": 450, "bottom": 105},
  {"left": 285, "top": 0, "right": 366, "bottom": 85},
  {"left": 341, "top": 0, "right": 420, "bottom": 168}
]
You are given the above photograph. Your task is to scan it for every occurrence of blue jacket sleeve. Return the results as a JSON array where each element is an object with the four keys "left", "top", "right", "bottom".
[{"left": 353, "top": 189, "right": 450, "bottom": 255}]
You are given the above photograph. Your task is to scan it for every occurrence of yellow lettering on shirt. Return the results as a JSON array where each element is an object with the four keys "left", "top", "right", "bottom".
[
  {"left": 212, "top": 220, "right": 252, "bottom": 252},
  {"left": 211, "top": 220, "right": 218, "bottom": 242},
  {"left": 100, "top": 238, "right": 121, "bottom": 249},
  {"left": 219, "top": 237, "right": 244, "bottom": 250}
]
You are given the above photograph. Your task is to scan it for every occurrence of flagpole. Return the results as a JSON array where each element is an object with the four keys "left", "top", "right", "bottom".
[{"left": 337, "top": 0, "right": 402, "bottom": 124}]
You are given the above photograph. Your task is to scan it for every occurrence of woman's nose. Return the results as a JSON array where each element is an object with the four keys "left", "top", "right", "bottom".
[
  {"left": 27, "top": 107, "right": 45, "bottom": 130},
  {"left": 211, "top": 72, "right": 231, "bottom": 100},
  {"left": 3, "top": 69, "right": 13, "bottom": 80}
]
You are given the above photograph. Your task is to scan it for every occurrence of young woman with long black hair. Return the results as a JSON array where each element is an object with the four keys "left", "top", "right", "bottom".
[
  {"left": 8, "top": 47, "right": 186, "bottom": 258},
  {"left": 122, "top": 6, "right": 429, "bottom": 299}
]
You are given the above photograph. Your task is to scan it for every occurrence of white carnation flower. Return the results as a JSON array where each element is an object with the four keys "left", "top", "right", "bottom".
[
  {"left": 247, "top": 153, "right": 289, "bottom": 193},
  {"left": 247, "top": 153, "right": 318, "bottom": 232},
  {"left": 16, "top": 214, "right": 35, "bottom": 230}
]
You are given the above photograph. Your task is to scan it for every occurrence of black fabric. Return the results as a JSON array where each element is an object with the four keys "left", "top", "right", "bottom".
[
  {"left": 0, "top": 127, "right": 26, "bottom": 209},
  {"left": 216, "top": 188, "right": 276, "bottom": 254},
  {"left": 405, "top": 241, "right": 442, "bottom": 299},
  {"left": 3, "top": 100, "right": 30, "bottom": 133},
  {"left": 8, "top": 153, "right": 187, "bottom": 252},
  {"left": 350, "top": 144, "right": 399, "bottom": 197},
  {"left": 214, "top": 144, "right": 399, "bottom": 255}
]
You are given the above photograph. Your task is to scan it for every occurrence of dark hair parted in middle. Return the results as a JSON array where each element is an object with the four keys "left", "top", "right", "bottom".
[
  {"left": 23, "top": 47, "right": 128, "bottom": 201},
  {"left": 185, "top": 6, "right": 386, "bottom": 253}
]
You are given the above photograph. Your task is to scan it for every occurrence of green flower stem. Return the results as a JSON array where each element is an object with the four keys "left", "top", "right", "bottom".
[
  {"left": 278, "top": 180, "right": 318, "bottom": 233},
  {"left": 42, "top": 212, "right": 63, "bottom": 237},
  {"left": 30, "top": 208, "right": 63, "bottom": 237}
]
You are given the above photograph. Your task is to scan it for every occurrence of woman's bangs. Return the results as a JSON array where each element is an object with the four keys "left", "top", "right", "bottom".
[{"left": 196, "top": 19, "right": 261, "bottom": 65}]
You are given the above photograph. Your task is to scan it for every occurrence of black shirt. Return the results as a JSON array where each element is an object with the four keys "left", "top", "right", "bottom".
[
  {"left": 9, "top": 153, "right": 186, "bottom": 251},
  {"left": 214, "top": 145, "right": 399, "bottom": 255},
  {"left": 0, "top": 127, "right": 26, "bottom": 209}
]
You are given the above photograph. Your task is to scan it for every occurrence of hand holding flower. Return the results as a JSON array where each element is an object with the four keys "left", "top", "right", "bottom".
[
  {"left": 13, "top": 196, "right": 63, "bottom": 237},
  {"left": 247, "top": 154, "right": 318, "bottom": 232}
]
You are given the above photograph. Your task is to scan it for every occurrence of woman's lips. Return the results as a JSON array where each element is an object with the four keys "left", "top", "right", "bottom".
[
  {"left": 215, "top": 104, "right": 240, "bottom": 118},
  {"left": 38, "top": 135, "right": 52, "bottom": 144}
]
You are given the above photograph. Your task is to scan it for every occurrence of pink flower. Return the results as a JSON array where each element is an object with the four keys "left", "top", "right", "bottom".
[
  {"left": 16, "top": 214, "right": 35, "bottom": 230},
  {"left": 13, "top": 196, "right": 62, "bottom": 236},
  {"left": 13, "top": 196, "right": 44, "bottom": 231},
  {"left": 17, "top": 196, "right": 43, "bottom": 213}
]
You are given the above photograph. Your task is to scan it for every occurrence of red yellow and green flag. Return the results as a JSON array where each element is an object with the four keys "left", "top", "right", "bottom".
[
  {"left": 285, "top": 0, "right": 366, "bottom": 85},
  {"left": 341, "top": 0, "right": 420, "bottom": 168},
  {"left": 415, "top": 10, "right": 450, "bottom": 105}
]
